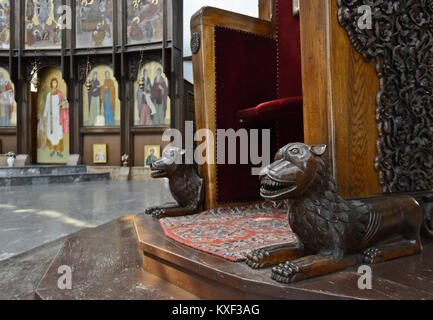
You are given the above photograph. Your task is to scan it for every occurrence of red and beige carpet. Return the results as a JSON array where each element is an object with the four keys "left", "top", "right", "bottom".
[{"left": 159, "top": 201, "right": 298, "bottom": 262}]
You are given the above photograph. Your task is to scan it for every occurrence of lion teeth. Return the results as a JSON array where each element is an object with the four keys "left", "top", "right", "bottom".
[{"left": 262, "top": 179, "right": 287, "bottom": 192}]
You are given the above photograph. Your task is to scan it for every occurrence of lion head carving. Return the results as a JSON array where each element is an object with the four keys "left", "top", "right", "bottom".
[
  {"left": 260, "top": 143, "right": 327, "bottom": 200},
  {"left": 260, "top": 143, "right": 371, "bottom": 262}
]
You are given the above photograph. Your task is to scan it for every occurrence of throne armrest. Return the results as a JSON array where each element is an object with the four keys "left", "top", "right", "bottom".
[{"left": 237, "top": 96, "right": 303, "bottom": 125}]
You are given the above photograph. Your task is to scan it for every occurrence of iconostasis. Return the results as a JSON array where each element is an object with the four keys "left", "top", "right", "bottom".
[{"left": 0, "top": 0, "right": 184, "bottom": 166}]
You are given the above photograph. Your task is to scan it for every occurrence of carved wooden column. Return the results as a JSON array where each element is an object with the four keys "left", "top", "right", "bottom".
[
  {"left": 125, "top": 55, "right": 141, "bottom": 165},
  {"left": 299, "top": 0, "right": 381, "bottom": 198},
  {"left": 76, "top": 61, "right": 88, "bottom": 156}
]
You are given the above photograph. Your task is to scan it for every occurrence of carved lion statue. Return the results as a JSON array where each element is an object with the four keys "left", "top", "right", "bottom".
[{"left": 247, "top": 143, "right": 423, "bottom": 283}]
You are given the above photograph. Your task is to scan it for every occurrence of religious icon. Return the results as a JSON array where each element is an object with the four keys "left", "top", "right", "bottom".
[
  {"left": 76, "top": 0, "right": 113, "bottom": 48},
  {"left": 36, "top": 68, "right": 69, "bottom": 164},
  {"left": 83, "top": 65, "right": 120, "bottom": 127},
  {"left": 93, "top": 144, "right": 107, "bottom": 164},
  {"left": 144, "top": 145, "right": 160, "bottom": 168},
  {"left": 88, "top": 70, "right": 101, "bottom": 126},
  {"left": 0, "top": 68, "right": 16, "bottom": 127},
  {"left": 136, "top": 67, "right": 156, "bottom": 126},
  {"left": 101, "top": 71, "right": 116, "bottom": 126},
  {"left": 151, "top": 66, "right": 168, "bottom": 125},
  {"left": 42, "top": 78, "right": 68, "bottom": 158},
  {"left": 25, "top": 0, "right": 63, "bottom": 49},
  {"left": 134, "top": 61, "right": 170, "bottom": 126},
  {"left": 127, "top": 0, "right": 163, "bottom": 45},
  {"left": 0, "top": 0, "right": 11, "bottom": 49}
]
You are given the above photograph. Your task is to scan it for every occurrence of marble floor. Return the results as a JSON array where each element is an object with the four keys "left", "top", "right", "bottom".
[{"left": 0, "top": 180, "right": 173, "bottom": 262}]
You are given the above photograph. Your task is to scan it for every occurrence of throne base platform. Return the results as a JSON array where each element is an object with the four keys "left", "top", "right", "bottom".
[{"left": 19, "top": 214, "right": 433, "bottom": 300}]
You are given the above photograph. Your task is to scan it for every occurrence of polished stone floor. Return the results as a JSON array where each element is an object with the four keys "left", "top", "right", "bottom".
[{"left": 0, "top": 180, "right": 172, "bottom": 262}]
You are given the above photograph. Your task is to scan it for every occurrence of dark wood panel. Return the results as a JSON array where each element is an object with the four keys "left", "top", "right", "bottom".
[
  {"left": 0, "top": 135, "right": 17, "bottom": 154},
  {"left": 131, "top": 127, "right": 169, "bottom": 134},
  {"left": 0, "top": 128, "right": 17, "bottom": 135},
  {"left": 83, "top": 134, "right": 121, "bottom": 166},
  {"left": 80, "top": 128, "right": 121, "bottom": 134}
]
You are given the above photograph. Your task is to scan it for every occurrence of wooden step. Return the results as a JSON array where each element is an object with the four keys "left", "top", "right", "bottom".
[
  {"left": 134, "top": 215, "right": 433, "bottom": 300},
  {"left": 35, "top": 216, "right": 197, "bottom": 300},
  {"left": 0, "top": 235, "right": 67, "bottom": 300}
]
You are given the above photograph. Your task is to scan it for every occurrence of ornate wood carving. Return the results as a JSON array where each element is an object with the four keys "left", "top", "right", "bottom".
[
  {"left": 25, "top": 60, "right": 39, "bottom": 82},
  {"left": 128, "top": 55, "right": 141, "bottom": 81},
  {"left": 78, "top": 62, "right": 88, "bottom": 84},
  {"left": 337, "top": 0, "right": 433, "bottom": 193},
  {"left": 145, "top": 147, "right": 204, "bottom": 218}
]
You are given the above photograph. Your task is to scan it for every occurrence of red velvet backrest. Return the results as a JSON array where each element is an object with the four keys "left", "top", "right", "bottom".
[
  {"left": 276, "top": 0, "right": 302, "bottom": 99},
  {"left": 214, "top": 27, "right": 277, "bottom": 204},
  {"left": 213, "top": 0, "right": 303, "bottom": 205}
]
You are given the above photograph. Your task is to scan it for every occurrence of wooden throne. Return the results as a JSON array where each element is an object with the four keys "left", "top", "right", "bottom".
[
  {"left": 191, "top": 0, "right": 433, "bottom": 236},
  {"left": 191, "top": 0, "right": 303, "bottom": 210}
]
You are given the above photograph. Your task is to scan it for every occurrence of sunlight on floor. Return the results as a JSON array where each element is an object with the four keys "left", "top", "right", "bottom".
[
  {"left": 13, "top": 209, "right": 36, "bottom": 213},
  {"left": 38, "top": 210, "right": 96, "bottom": 228},
  {"left": 8, "top": 207, "right": 95, "bottom": 228},
  {"left": 0, "top": 204, "right": 16, "bottom": 209}
]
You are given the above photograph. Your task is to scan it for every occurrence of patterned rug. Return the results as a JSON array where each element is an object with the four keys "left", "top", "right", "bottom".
[{"left": 159, "top": 201, "right": 298, "bottom": 262}]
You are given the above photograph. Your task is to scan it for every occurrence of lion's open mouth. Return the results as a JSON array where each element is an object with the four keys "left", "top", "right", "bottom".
[
  {"left": 151, "top": 169, "right": 167, "bottom": 178},
  {"left": 260, "top": 176, "right": 297, "bottom": 199}
]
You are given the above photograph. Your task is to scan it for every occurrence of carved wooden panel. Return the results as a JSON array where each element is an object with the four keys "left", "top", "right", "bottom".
[{"left": 337, "top": 0, "right": 433, "bottom": 193}]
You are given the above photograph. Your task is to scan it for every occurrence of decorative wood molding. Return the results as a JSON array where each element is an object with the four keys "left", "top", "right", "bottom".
[
  {"left": 78, "top": 62, "right": 88, "bottom": 84},
  {"left": 0, "top": 128, "right": 17, "bottom": 135},
  {"left": 25, "top": 61, "right": 36, "bottom": 82},
  {"left": 128, "top": 55, "right": 141, "bottom": 81},
  {"left": 190, "top": 32, "right": 201, "bottom": 54},
  {"left": 337, "top": 0, "right": 433, "bottom": 193},
  {"left": 131, "top": 126, "right": 169, "bottom": 134},
  {"left": 80, "top": 127, "right": 121, "bottom": 134}
]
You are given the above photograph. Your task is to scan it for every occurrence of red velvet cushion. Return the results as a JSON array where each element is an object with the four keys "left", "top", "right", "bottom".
[{"left": 238, "top": 96, "right": 303, "bottom": 124}]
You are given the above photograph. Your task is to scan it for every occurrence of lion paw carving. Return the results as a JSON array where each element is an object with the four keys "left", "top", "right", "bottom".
[
  {"left": 363, "top": 248, "right": 383, "bottom": 264},
  {"left": 144, "top": 207, "right": 167, "bottom": 219},
  {"left": 271, "top": 262, "right": 302, "bottom": 284},
  {"left": 246, "top": 248, "right": 272, "bottom": 269}
]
